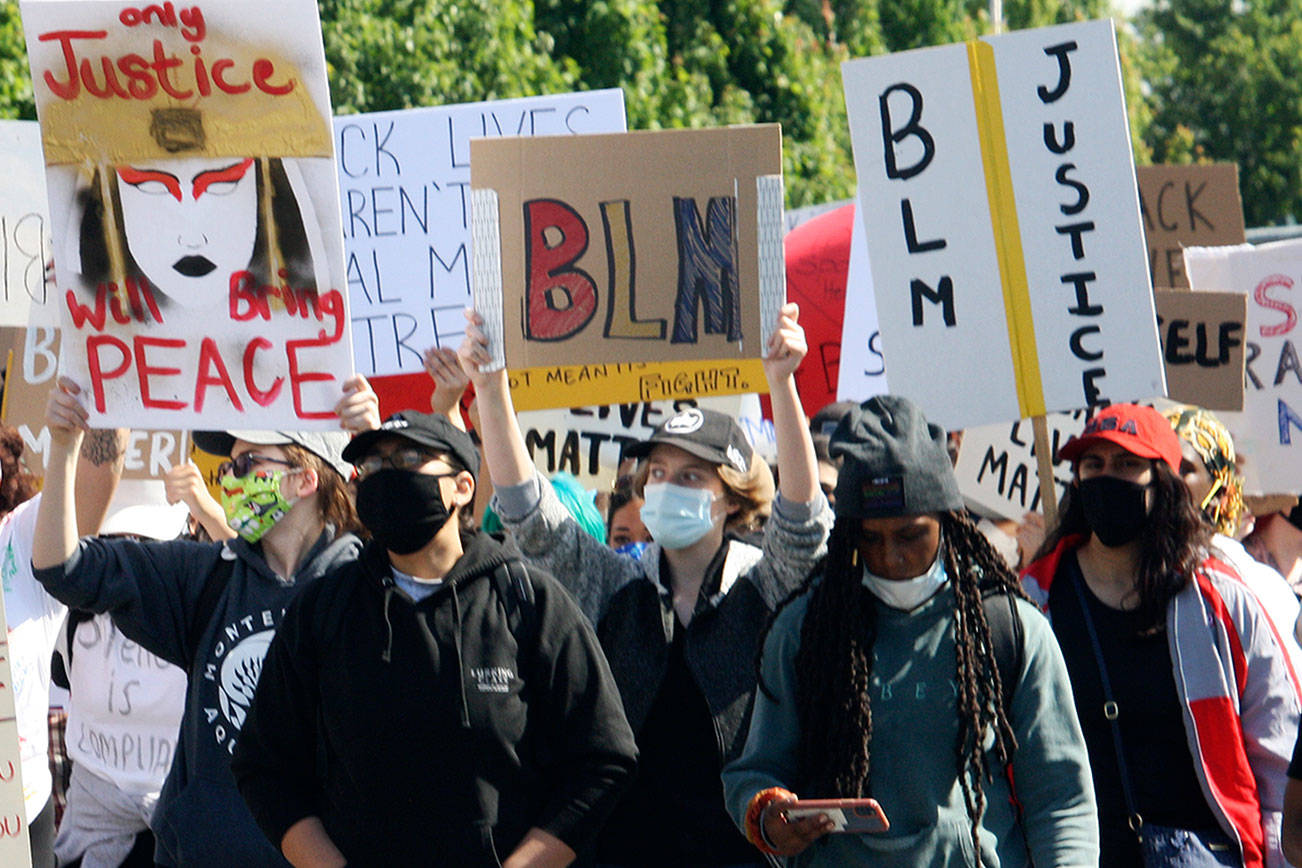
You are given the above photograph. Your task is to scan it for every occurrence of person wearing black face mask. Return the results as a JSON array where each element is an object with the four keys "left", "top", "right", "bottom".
[
  {"left": 1021, "top": 404, "right": 1302, "bottom": 868},
  {"left": 232, "top": 411, "right": 637, "bottom": 868}
]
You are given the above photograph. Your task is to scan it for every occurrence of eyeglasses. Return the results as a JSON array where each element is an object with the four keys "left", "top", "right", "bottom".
[
  {"left": 356, "top": 447, "right": 442, "bottom": 479},
  {"left": 218, "top": 453, "right": 297, "bottom": 479}
]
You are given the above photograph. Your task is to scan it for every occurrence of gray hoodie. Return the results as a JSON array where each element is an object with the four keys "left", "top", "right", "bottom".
[{"left": 33, "top": 530, "right": 361, "bottom": 867}]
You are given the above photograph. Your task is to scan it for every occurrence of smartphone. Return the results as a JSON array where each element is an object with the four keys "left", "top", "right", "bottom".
[{"left": 783, "top": 797, "right": 890, "bottom": 834}]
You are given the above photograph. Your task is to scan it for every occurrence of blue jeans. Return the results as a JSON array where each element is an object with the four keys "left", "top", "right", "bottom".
[{"left": 1140, "top": 825, "right": 1241, "bottom": 867}]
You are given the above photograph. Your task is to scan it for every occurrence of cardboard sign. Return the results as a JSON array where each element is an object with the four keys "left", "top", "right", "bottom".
[
  {"left": 0, "top": 589, "right": 32, "bottom": 867},
  {"left": 2, "top": 327, "right": 188, "bottom": 479},
  {"left": 836, "top": 199, "right": 890, "bottom": 403},
  {"left": 336, "top": 91, "right": 627, "bottom": 378},
  {"left": 517, "top": 394, "right": 770, "bottom": 491},
  {"left": 1185, "top": 239, "right": 1302, "bottom": 493},
  {"left": 1154, "top": 290, "right": 1246, "bottom": 411},
  {"left": 954, "top": 410, "right": 1084, "bottom": 520},
  {"left": 842, "top": 19, "right": 1164, "bottom": 430},
  {"left": 1137, "top": 164, "right": 1244, "bottom": 289},
  {"left": 23, "top": 0, "right": 353, "bottom": 429},
  {"left": 0, "top": 122, "right": 55, "bottom": 329},
  {"left": 470, "top": 125, "right": 786, "bottom": 410}
]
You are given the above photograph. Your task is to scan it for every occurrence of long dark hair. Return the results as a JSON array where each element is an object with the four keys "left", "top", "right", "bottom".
[
  {"left": 760, "top": 510, "right": 1029, "bottom": 862},
  {"left": 0, "top": 426, "right": 39, "bottom": 516},
  {"left": 1036, "top": 460, "right": 1211, "bottom": 630}
]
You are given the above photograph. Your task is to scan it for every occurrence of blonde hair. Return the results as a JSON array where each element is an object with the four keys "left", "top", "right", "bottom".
[{"left": 632, "top": 450, "right": 774, "bottom": 534}]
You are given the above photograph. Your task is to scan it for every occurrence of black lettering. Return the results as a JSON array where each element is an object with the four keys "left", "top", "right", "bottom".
[
  {"left": 910, "top": 276, "right": 956, "bottom": 326},
  {"left": 1056, "top": 164, "right": 1089, "bottom": 216},
  {"left": 1056, "top": 220, "right": 1095, "bottom": 260},
  {"left": 1246, "top": 341, "right": 1262, "bottom": 390},
  {"left": 1082, "top": 367, "right": 1107, "bottom": 405},
  {"left": 879, "top": 83, "right": 935, "bottom": 181},
  {"left": 1063, "top": 272, "right": 1102, "bottom": 316},
  {"left": 1185, "top": 180, "right": 1213, "bottom": 232},
  {"left": 1037, "top": 41, "right": 1078, "bottom": 103},
  {"left": 901, "top": 199, "right": 946, "bottom": 253},
  {"left": 1165, "top": 319, "right": 1193, "bottom": 363},
  {"left": 1070, "top": 324, "right": 1103, "bottom": 361},
  {"left": 1043, "top": 120, "right": 1075, "bottom": 154}
]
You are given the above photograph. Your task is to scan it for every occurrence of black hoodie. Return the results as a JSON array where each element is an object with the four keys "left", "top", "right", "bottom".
[{"left": 232, "top": 533, "right": 638, "bottom": 866}]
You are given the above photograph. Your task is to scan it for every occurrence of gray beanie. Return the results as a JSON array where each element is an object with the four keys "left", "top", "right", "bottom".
[{"left": 829, "top": 395, "right": 963, "bottom": 519}]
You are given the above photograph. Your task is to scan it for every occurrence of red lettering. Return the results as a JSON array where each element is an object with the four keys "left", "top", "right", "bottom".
[
  {"left": 286, "top": 336, "right": 337, "bottom": 419},
  {"left": 192, "top": 46, "right": 210, "bottom": 96},
  {"left": 133, "top": 336, "right": 187, "bottom": 410},
  {"left": 229, "top": 270, "right": 266, "bottom": 321},
  {"left": 210, "top": 58, "right": 249, "bottom": 94},
  {"left": 523, "top": 198, "right": 597, "bottom": 341},
  {"left": 251, "top": 58, "right": 294, "bottom": 95},
  {"left": 86, "top": 334, "right": 131, "bottom": 412},
  {"left": 66, "top": 287, "right": 107, "bottom": 330},
  {"left": 1255, "top": 274, "right": 1297, "bottom": 338},
  {"left": 151, "top": 40, "right": 190, "bottom": 100},
  {"left": 194, "top": 337, "right": 243, "bottom": 412},
  {"left": 242, "top": 338, "right": 283, "bottom": 406},
  {"left": 0, "top": 761, "right": 13, "bottom": 783},
  {"left": 38, "top": 30, "right": 107, "bottom": 100},
  {"left": 0, "top": 814, "right": 22, "bottom": 838},
  {"left": 81, "top": 56, "right": 132, "bottom": 99},
  {"left": 119, "top": 53, "right": 156, "bottom": 99}
]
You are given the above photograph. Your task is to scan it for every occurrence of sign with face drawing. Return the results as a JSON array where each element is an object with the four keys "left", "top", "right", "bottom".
[{"left": 22, "top": 0, "right": 353, "bottom": 428}]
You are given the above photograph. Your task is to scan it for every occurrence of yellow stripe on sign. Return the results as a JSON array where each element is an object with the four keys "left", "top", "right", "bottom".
[{"left": 966, "top": 40, "right": 1045, "bottom": 419}]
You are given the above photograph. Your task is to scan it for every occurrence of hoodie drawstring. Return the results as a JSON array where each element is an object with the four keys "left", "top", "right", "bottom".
[
  {"left": 450, "top": 583, "right": 470, "bottom": 728},
  {"left": 381, "top": 585, "right": 395, "bottom": 663}
]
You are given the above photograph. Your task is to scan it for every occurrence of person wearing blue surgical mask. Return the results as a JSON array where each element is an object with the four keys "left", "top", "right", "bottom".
[{"left": 460, "top": 302, "right": 831, "bottom": 867}]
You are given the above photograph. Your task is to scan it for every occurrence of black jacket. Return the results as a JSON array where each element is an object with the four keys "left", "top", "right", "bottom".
[{"left": 231, "top": 533, "right": 638, "bottom": 866}]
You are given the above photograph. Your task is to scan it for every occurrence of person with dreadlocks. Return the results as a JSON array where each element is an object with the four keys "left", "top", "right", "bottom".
[
  {"left": 723, "top": 395, "right": 1097, "bottom": 866},
  {"left": 1023, "top": 403, "right": 1302, "bottom": 868},
  {"left": 1165, "top": 405, "right": 1302, "bottom": 668}
]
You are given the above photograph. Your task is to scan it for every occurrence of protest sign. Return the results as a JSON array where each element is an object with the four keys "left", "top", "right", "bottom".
[
  {"left": 0, "top": 122, "right": 55, "bottom": 329},
  {"left": 836, "top": 200, "right": 890, "bottom": 404},
  {"left": 1185, "top": 239, "right": 1302, "bottom": 492},
  {"left": 1137, "top": 164, "right": 1244, "bottom": 289},
  {"left": 337, "top": 90, "right": 626, "bottom": 378},
  {"left": 3, "top": 327, "right": 187, "bottom": 478},
  {"left": 954, "top": 410, "right": 1084, "bottom": 520},
  {"left": 784, "top": 203, "right": 852, "bottom": 416},
  {"left": 842, "top": 19, "right": 1164, "bottom": 430},
  {"left": 517, "top": 394, "right": 769, "bottom": 491},
  {"left": 1154, "top": 290, "right": 1245, "bottom": 411},
  {"left": 0, "top": 589, "right": 32, "bottom": 867},
  {"left": 23, "top": 0, "right": 353, "bottom": 429},
  {"left": 470, "top": 125, "right": 786, "bottom": 410}
]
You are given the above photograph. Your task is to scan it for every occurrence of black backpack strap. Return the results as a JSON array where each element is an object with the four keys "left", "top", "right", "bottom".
[
  {"left": 981, "top": 584, "right": 1033, "bottom": 865},
  {"left": 184, "top": 550, "right": 235, "bottom": 670},
  {"left": 493, "top": 558, "right": 538, "bottom": 649},
  {"left": 51, "top": 608, "right": 96, "bottom": 691}
]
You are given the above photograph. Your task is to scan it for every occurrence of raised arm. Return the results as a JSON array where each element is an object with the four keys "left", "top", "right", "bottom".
[
  {"left": 425, "top": 346, "right": 470, "bottom": 433},
  {"left": 763, "top": 302, "right": 818, "bottom": 506},
  {"left": 457, "top": 309, "right": 534, "bottom": 489},
  {"left": 34, "top": 376, "right": 91, "bottom": 570},
  {"left": 165, "top": 462, "right": 236, "bottom": 541}
]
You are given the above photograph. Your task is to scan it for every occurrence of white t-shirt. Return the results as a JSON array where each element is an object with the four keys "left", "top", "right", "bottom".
[
  {"left": 1, "top": 495, "right": 64, "bottom": 821},
  {"left": 391, "top": 567, "right": 442, "bottom": 602},
  {"left": 64, "top": 613, "right": 186, "bottom": 798}
]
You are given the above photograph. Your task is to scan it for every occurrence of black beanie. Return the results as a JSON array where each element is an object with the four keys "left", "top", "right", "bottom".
[{"left": 830, "top": 395, "right": 963, "bottom": 519}]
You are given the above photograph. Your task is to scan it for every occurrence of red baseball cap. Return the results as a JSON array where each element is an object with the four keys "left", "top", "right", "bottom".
[{"left": 1057, "top": 404, "right": 1183, "bottom": 472}]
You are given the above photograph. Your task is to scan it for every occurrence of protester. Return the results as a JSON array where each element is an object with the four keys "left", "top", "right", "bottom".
[
  {"left": 1024, "top": 403, "right": 1301, "bottom": 868},
  {"left": 32, "top": 375, "right": 378, "bottom": 867},
  {"left": 1164, "top": 405, "right": 1302, "bottom": 669},
  {"left": 52, "top": 493, "right": 193, "bottom": 868},
  {"left": 1, "top": 424, "right": 121, "bottom": 868},
  {"left": 722, "top": 395, "right": 1096, "bottom": 866},
  {"left": 461, "top": 302, "right": 831, "bottom": 865},
  {"left": 232, "top": 411, "right": 637, "bottom": 866},
  {"left": 1246, "top": 504, "right": 1302, "bottom": 594},
  {"left": 605, "top": 481, "right": 651, "bottom": 552}
]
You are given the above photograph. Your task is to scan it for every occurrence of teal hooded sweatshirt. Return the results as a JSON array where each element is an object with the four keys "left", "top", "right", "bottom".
[{"left": 722, "top": 573, "right": 1098, "bottom": 867}]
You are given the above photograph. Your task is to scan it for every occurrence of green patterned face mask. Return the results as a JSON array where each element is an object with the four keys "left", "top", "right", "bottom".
[{"left": 220, "top": 468, "right": 299, "bottom": 543}]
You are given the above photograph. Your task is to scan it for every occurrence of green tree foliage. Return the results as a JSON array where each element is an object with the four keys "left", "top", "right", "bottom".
[
  {"left": 0, "top": 1, "right": 34, "bottom": 119},
  {"left": 1136, "top": 0, "right": 1302, "bottom": 225}
]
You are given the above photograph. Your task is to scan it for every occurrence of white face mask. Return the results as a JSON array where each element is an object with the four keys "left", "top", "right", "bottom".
[
  {"left": 861, "top": 543, "right": 948, "bottom": 611},
  {"left": 640, "top": 482, "right": 719, "bottom": 550}
]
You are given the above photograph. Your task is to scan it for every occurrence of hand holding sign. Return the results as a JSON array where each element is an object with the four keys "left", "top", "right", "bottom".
[
  {"left": 46, "top": 376, "right": 90, "bottom": 447},
  {"left": 425, "top": 346, "right": 470, "bottom": 420},
  {"left": 762, "top": 303, "right": 808, "bottom": 382},
  {"left": 332, "top": 374, "right": 381, "bottom": 433}
]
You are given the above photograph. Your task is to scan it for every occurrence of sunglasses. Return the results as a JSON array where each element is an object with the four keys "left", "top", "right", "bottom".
[{"left": 218, "top": 453, "right": 298, "bottom": 479}]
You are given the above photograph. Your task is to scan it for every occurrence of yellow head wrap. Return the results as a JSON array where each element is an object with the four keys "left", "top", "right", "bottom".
[{"left": 1163, "top": 405, "right": 1244, "bottom": 536}]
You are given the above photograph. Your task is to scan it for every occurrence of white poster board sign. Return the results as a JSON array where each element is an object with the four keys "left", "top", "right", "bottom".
[
  {"left": 836, "top": 197, "right": 889, "bottom": 401},
  {"left": 0, "top": 122, "right": 55, "bottom": 328},
  {"left": 24, "top": 0, "right": 353, "bottom": 429},
  {"left": 954, "top": 410, "right": 1084, "bottom": 520},
  {"left": 1185, "top": 239, "right": 1302, "bottom": 493},
  {"left": 0, "top": 589, "right": 32, "bottom": 867},
  {"left": 336, "top": 90, "right": 627, "bottom": 377},
  {"left": 842, "top": 19, "right": 1164, "bottom": 430}
]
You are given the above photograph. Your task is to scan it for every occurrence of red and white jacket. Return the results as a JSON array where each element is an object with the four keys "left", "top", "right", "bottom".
[{"left": 1023, "top": 536, "right": 1302, "bottom": 868}]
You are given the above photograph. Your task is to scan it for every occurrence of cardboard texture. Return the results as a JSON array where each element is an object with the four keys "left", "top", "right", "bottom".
[
  {"left": 954, "top": 410, "right": 1085, "bottom": 521},
  {"left": 1185, "top": 239, "right": 1302, "bottom": 494},
  {"left": 1154, "top": 290, "right": 1246, "bottom": 411},
  {"left": 842, "top": 19, "right": 1164, "bottom": 430},
  {"left": 470, "top": 125, "right": 784, "bottom": 409},
  {"left": 1137, "top": 164, "right": 1245, "bottom": 289},
  {"left": 23, "top": 0, "right": 353, "bottom": 429},
  {"left": 0, "top": 589, "right": 31, "bottom": 867},
  {"left": 1, "top": 328, "right": 188, "bottom": 478},
  {"left": 0, "top": 122, "right": 56, "bottom": 328},
  {"left": 336, "top": 90, "right": 627, "bottom": 378}
]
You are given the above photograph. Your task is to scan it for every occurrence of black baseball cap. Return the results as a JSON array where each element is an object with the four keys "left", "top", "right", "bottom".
[
  {"left": 624, "top": 407, "right": 753, "bottom": 474},
  {"left": 342, "top": 412, "right": 480, "bottom": 480}
]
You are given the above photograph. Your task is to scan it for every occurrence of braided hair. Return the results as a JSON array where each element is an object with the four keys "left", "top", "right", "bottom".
[{"left": 762, "top": 509, "right": 1029, "bottom": 863}]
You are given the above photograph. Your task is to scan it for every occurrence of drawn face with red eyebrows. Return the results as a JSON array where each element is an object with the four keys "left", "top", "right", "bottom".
[{"left": 116, "top": 156, "right": 258, "bottom": 306}]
